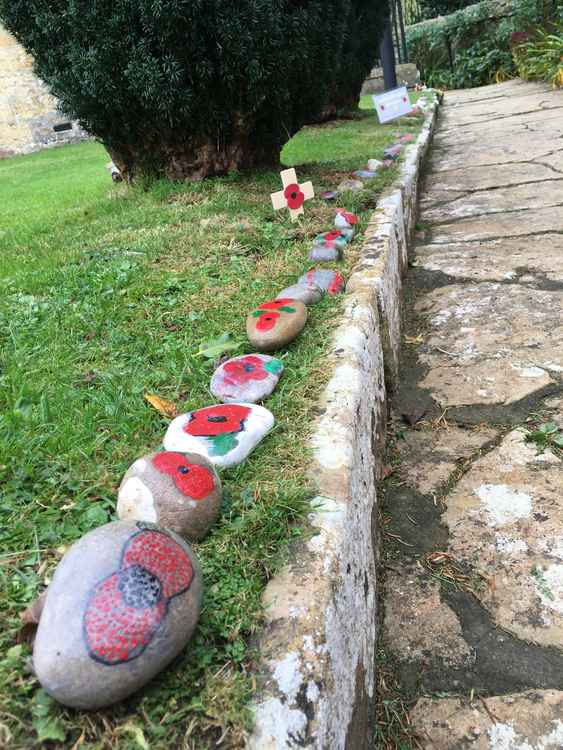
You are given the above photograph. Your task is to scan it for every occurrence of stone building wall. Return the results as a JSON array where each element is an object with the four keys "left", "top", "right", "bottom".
[{"left": 0, "top": 24, "right": 87, "bottom": 157}]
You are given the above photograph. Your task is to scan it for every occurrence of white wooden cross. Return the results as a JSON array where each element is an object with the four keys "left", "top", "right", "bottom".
[{"left": 270, "top": 168, "right": 314, "bottom": 221}]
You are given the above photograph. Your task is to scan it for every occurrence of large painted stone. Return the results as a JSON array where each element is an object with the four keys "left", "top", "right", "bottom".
[
  {"left": 298, "top": 269, "right": 345, "bottom": 295},
  {"left": 276, "top": 283, "right": 323, "bottom": 306},
  {"left": 117, "top": 452, "right": 221, "bottom": 541},
  {"left": 246, "top": 298, "right": 307, "bottom": 352},
  {"left": 163, "top": 403, "right": 274, "bottom": 468},
  {"left": 33, "top": 522, "right": 202, "bottom": 709},
  {"left": 210, "top": 353, "right": 283, "bottom": 403}
]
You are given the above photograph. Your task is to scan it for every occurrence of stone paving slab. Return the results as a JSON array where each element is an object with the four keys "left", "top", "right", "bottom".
[
  {"left": 415, "top": 234, "right": 563, "bottom": 285},
  {"left": 444, "top": 429, "right": 563, "bottom": 648},
  {"left": 424, "top": 162, "right": 563, "bottom": 194},
  {"left": 421, "top": 180, "right": 563, "bottom": 222},
  {"left": 416, "top": 282, "right": 562, "bottom": 407},
  {"left": 412, "top": 691, "right": 563, "bottom": 749},
  {"left": 427, "top": 205, "right": 563, "bottom": 243}
]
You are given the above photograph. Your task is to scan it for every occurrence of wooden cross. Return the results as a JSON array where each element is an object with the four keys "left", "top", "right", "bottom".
[{"left": 270, "top": 168, "right": 314, "bottom": 221}]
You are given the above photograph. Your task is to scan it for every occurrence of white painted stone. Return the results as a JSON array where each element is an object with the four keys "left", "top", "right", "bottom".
[{"left": 163, "top": 403, "right": 274, "bottom": 468}]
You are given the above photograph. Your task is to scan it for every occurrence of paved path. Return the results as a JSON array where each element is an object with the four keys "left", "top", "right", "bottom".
[{"left": 382, "top": 80, "right": 563, "bottom": 748}]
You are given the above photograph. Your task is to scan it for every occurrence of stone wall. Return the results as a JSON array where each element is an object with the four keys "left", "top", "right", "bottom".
[
  {"left": 247, "top": 96, "right": 440, "bottom": 749},
  {"left": 0, "top": 24, "right": 87, "bottom": 157}
]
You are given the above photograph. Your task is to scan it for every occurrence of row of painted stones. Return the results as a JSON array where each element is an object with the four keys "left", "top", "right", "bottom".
[
  {"left": 31, "top": 209, "right": 353, "bottom": 710},
  {"left": 32, "top": 115, "right": 422, "bottom": 705}
]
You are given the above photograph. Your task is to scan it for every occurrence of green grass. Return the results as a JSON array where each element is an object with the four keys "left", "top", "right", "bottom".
[{"left": 0, "top": 102, "right": 423, "bottom": 749}]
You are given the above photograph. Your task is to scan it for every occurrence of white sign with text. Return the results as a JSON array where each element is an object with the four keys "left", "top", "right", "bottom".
[{"left": 372, "top": 86, "right": 412, "bottom": 124}]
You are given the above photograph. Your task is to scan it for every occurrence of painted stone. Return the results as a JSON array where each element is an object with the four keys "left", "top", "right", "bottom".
[
  {"left": 246, "top": 298, "right": 307, "bottom": 352},
  {"left": 163, "top": 403, "right": 274, "bottom": 468},
  {"left": 334, "top": 210, "right": 359, "bottom": 230},
  {"left": 367, "top": 158, "right": 383, "bottom": 171},
  {"left": 298, "top": 269, "right": 345, "bottom": 295},
  {"left": 353, "top": 169, "right": 377, "bottom": 179},
  {"left": 400, "top": 133, "right": 415, "bottom": 143},
  {"left": 309, "top": 245, "right": 340, "bottom": 262},
  {"left": 337, "top": 178, "right": 364, "bottom": 193},
  {"left": 320, "top": 190, "right": 338, "bottom": 201},
  {"left": 380, "top": 159, "right": 395, "bottom": 169},
  {"left": 33, "top": 522, "right": 202, "bottom": 709},
  {"left": 210, "top": 353, "right": 283, "bottom": 403},
  {"left": 117, "top": 452, "right": 221, "bottom": 541},
  {"left": 276, "top": 283, "right": 323, "bottom": 306},
  {"left": 384, "top": 144, "right": 402, "bottom": 159}
]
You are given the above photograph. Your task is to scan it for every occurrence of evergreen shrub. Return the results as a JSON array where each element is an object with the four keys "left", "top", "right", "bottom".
[{"left": 0, "top": 0, "right": 389, "bottom": 180}]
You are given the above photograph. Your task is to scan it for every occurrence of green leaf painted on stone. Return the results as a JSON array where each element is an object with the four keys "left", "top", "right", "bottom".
[
  {"left": 251, "top": 310, "right": 264, "bottom": 318},
  {"left": 278, "top": 306, "right": 295, "bottom": 313},
  {"left": 264, "top": 358, "right": 283, "bottom": 374},
  {"left": 208, "top": 432, "right": 238, "bottom": 456}
]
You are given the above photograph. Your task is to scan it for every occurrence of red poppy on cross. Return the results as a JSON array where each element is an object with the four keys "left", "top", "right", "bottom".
[{"left": 270, "top": 168, "right": 314, "bottom": 221}]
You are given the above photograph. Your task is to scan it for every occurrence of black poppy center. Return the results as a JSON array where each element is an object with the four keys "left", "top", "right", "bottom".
[
  {"left": 290, "top": 191, "right": 297, "bottom": 200},
  {"left": 207, "top": 415, "right": 228, "bottom": 423},
  {"left": 243, "top": 363, "right": 255, "bottom": 372},
  {"left": 178, "top": 465, "right": 190, "bottom": 474},
  {"left": 118, "top": 565, "right": 162, "bottom": 609}
]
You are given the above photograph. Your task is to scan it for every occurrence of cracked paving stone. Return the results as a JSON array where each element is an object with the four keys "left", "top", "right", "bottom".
[
  {"left": 438, "top": 90, "right": 563, "bottom": 128},
  {"left": 421, "top": 181, "right": 563, "bottom": 223},
  {"left": 415, "top": 234, "right": 563, "bottom": 286},
  {"left": 383, "top": 565, "right": 474, "bottom": 669},
  {"left": 396, "top": 424, "right": 497, "bottom": 495},
  {"left": 411, "top": 691, "right": 563, "bottom": 750},
  {"left": 415, "top": 282, "right": 562, "bottom": 407},
  {"left": 427, "top": 205, "right": 563, "bottom": 244},
  {"left": 544, "top": 396, "right": 563, "bottom": 430},
  {"left": 428, "top": 139, "right": 563, "bottom": 173},
  {"left": 424, "top": 162, "right": 563, "bottom": 194},
  {"left": 443, "top": 429, "right": 563, "bottom": 649}
]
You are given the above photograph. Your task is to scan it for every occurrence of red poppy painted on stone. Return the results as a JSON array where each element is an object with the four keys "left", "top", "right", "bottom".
[
  {"left": 223, "top": 355, "right": 270, "bottom": 386},
  {"left": 183, "top": 404, "right": 251, "bottom": 437},
  {"left": 256, "top": 311, "right": 280, "bottom": 331},
  {"left": 84, "top": 528, "right": 194, "bottom": 665},
  {"left": 336, "top": 209, "right": 358, "bottom": 225},
  {"left": 151, "top": 452, "right": 215, "bottom": 500},
  {"left": 283, "top": 183, "right": 305, "bottom": 210}
]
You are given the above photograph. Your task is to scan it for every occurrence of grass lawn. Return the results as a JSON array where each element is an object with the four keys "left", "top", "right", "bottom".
[{"left": 0, "top": 100, "right": 423, "bottom": 749}]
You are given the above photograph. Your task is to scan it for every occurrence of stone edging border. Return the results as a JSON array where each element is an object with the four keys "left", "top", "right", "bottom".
[{"left": 248, "top": 96, "right": 440, "bottom": 749}]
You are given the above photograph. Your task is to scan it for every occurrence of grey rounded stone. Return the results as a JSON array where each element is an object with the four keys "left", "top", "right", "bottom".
[
  {"left": 118, "top": 452, "right": 222, "bottom": 541},
  {"left": 309, "top": 245, "right": 340, "bottom": 261},
  {"left": 337, "top": 178, "right": 364, "bottom": 193},
  {"left": 276, "top": 283, "right": 323, "bottom": 306},
  {"left": 211, "top": 353, "right": 284, "bottom": 404},
  {"left": 298, "top": 269, "right": 345, "bottom": 295},
  {"left": 33, "top": 521, "right": 202, "bottom": 710}
]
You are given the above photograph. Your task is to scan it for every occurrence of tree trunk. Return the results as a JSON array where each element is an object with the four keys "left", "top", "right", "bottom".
[{"left": 105, "top": 127, "right": 281, "bottom": 182}]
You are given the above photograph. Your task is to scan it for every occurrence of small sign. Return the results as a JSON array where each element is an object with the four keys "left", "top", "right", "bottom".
[
  {"left": 372, "top": 86, "right": 412, "bottom": 124},
  {"left": 271, "top": 168, "right": 314, "bottom": 221}
]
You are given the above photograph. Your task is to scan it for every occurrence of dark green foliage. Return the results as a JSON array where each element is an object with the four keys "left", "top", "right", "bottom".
[
  {"left": 0, "top": 0, "right": 389, "bottom": 180},
  {"left": 419, "top": 0, "right": 477, "bottom": 20},
  {"left": 407, "top": 0, "right": 558, "bottom": 88}
]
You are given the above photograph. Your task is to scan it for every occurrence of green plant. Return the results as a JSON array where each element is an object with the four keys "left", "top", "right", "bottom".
[
  {"left": 514, "top": 22, "right": 563, "bottom": 86},
  {"left": 525, "top": 422, "right": 563, "bottom": 452},
  {"left": 407, "top": 0, "right": 558, "bottom": 89},
  {"left": 0, "top": 0, "right": 389, "bottom": 181}
]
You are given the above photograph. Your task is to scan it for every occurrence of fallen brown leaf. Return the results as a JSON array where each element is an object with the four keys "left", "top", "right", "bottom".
[{"left": 144, "top": 393, "right": 179, "bottom": 418}]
